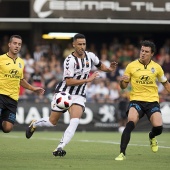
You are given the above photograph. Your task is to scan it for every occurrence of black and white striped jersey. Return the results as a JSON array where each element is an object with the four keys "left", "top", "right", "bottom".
[{"left": 55, "top": 51, "right": 101, "bottom": 97}]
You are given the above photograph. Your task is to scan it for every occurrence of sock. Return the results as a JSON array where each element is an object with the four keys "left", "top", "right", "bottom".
[
  {"left": 149, "top": 126, "right": 163, "bottom": 139},
  {"left": 57, "top": 118, "right": 80, "bottom": 149},
  {"left": 120, "top": 121, "right": 135, "bottom": 155},
  {"left": 33, "top": 117, "right": 55, "bottom": 127}
]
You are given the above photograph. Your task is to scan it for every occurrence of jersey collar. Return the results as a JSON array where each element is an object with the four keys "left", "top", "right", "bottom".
[{"left": 6, "top": 53, "right": 18, "bottom": 61}]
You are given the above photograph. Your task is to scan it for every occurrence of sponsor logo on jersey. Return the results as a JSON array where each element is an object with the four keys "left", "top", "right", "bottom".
[
  {"left": 4, "top": 69, "right": 21, "bottom": 79},
  {"left": 136, "top": 75, "right": 153, "bottom": 84}
]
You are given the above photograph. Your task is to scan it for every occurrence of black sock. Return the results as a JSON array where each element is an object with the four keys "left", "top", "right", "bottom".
[
  {"left": 149, "top": 126, "right": 163, "bottom": 139},
  {"left": 120, "top": 121, "right": 135, "bottom": 155}
]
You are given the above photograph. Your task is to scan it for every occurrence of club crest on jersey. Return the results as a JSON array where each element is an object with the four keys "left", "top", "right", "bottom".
[
  {"left": 86, "top": 61, "right": 89, "bottom": 67},
  {"left": 19, "top": 63, "right": 22, "bottom": 68},
  {"left": 151, "top": 67, "right": 155, "bottom": 73}
]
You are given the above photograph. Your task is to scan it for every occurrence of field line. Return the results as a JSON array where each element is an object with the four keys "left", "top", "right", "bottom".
[{"left": 2, "top": 134, "right": 170, "bottom": 149}]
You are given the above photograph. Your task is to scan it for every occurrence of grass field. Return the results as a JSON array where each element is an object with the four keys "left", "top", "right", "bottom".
[{"left": 0, "top": 131, "right": 170, "bottom": 170}]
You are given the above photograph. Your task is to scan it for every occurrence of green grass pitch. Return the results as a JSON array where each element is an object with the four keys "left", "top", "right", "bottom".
[{"left": 0, "top": 131, "right": 169, "bottom": 170}]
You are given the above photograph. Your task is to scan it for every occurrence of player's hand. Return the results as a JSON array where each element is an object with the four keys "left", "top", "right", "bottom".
[
  {"left": 120, "top": 75, "right": 130, "bottom": 82},
  {"left": 108, "top": 61, "right": 118, "bottom": 71},
  {"left": 33, "top": 87, "right": 45, "bottom": 95},
  {"left": 87, "top": 71, "right": 100, "bottom": 82}
]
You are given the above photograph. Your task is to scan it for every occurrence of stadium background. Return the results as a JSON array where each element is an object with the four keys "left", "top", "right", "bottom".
[{"left": 1, "top": 0, "right": 170, "bottom": 132}]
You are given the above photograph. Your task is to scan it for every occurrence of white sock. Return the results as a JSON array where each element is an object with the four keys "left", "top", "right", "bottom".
[
  {"left": 57, "top": 118, "right": 80, "bottom": 149},
  {"left": 33, "top": 117, "right": 55, "bottom": 127}
]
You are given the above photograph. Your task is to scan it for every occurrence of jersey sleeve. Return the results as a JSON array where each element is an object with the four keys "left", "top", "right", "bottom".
[
  {"left": 157, "top": 65, "right": 167, "bottom": 83},
  {"left": 63, "top": 56, "right": 75, "bottom": 78},
  {"left": 89, "top": 52, "right": 100, "bottom": 67}
]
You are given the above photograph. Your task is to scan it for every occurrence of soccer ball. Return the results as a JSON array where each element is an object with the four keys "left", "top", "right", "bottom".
[{"left": 55, "top": 91, "right": 72, "bottom": 110}]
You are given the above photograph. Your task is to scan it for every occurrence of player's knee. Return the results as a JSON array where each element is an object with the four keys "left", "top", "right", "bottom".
[
  {"left": 152, "top": 126, "right": 163, "bottom": 136},
  {"left": 2, "top": 127, "right": 12, "bottom": 133},
  {"left": 49, "top": 117, "right": 58, "bottom": 125},
  {"left": 1, "top": 122, "right": 13, "bottom": 133}
]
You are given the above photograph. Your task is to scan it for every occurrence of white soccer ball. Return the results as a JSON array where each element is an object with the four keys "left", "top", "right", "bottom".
[
  {"left": 118, "top": 126, "right": 125, "bottom": 133},
  {"left": 55, "top": 91, "right": 72, "bottom": 110}
]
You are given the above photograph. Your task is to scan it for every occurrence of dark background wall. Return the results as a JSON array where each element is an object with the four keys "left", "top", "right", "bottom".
[{"left": 1, "top": 0, "right": 170, "bottom": 53}]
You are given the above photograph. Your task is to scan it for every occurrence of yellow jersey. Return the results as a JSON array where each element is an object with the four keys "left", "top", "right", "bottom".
[
  {"left": 0, "top": 53, "right": 25, "bottom": 101},
  {"left": 124, "top": 59, "right": 167, "bottom": 102}
]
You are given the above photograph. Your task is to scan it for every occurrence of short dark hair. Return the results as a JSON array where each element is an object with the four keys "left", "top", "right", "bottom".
[
  {"left": 73, "top": 33, "right": 85, "bottom": 41},
  {"left": 140, "top": 40, "right": 156, "bottom": 54},
  {"left": 9, "top": 35, "right": 22, "bottom": 42}
]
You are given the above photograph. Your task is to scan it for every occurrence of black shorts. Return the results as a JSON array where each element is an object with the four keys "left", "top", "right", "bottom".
[
  {"left": 0, "top": 94, "right": 18, "bottom": 124},
  {"left": 127, "top": 100, "right": 161, "bottom": 120}
]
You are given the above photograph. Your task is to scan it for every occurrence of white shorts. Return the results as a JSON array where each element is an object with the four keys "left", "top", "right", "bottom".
[{"left": 51, "top": 94, "right": 86, "bottom": 112}]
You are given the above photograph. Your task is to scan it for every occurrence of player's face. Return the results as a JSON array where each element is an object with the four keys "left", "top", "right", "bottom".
[
  {"left": 139, "top": 46, "right": 153, "bottom": 63},
  {"left": 73, "top": 38, "right": 86, "bottom": 57},
  {"left": 8, "top": 37, "right": 22, "bottom": 55}
]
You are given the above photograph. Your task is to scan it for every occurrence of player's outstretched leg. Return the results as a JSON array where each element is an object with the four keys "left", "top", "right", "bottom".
[
  {"left": 25, "top": 120, "right": 36, "bottom": 139},
  {"left": 52, "top": 118, "right": 80, "bottom": 157},
  {"left": 53, "top": 147, "right": 66, "bottom": 157}
]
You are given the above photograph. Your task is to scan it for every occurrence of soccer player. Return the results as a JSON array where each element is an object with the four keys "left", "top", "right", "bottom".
[
  {"left": 26, "top": 33, "right": 117, "bottom": 157},
  {"left": 115, "top": 40, "right": 170, "bottom": 161},
  {"left": 0, "top": 35, "right": 45, "bottom": 133}
]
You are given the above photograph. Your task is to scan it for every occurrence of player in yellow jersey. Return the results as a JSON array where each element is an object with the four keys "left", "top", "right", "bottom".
[
  {"left": 0, "top": 35, "right": 45, "bottom": 133},
  {"left": 115, "top": 40, "right": 170, "bottom": 161}
]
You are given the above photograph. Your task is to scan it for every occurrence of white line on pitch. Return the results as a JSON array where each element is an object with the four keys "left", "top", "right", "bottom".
[{"left": 2, "top": 134, "right": 170, "bottom": 149}]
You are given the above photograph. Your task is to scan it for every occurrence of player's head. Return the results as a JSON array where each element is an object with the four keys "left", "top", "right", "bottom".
[
  {"left": 9, "top": 35, "right": 22, "bottom": 43},
  {"left": 140, "top": 40, "right": 156, "bottom": 54},
  {"left": 139, "top": 40, "right": 156, "bottom": 62},
  {"left": 8, "top": 35, "right": 22, "bottom": 55},
  {"left": 73, "top": 33, "right": 86, "bottom": 41},
  {"left": 72, "top": 33, "right": 86, "bottom": 57}
]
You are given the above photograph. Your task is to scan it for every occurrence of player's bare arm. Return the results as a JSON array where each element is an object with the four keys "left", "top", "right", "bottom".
[
  {"left": 99, "top": 61, "right": 117, "bottom": 72},
  {"left": 20, "top": 79, "right": 45, "bottom": 94},
  {"left": 119, "top": 75, "right": 130, "bottom": 89},
  {"left": 65, "top": 72, "right": 100, "bottom": 86},
  {"left": 162, "top": 81, "right": 170, "bottom": 93}
]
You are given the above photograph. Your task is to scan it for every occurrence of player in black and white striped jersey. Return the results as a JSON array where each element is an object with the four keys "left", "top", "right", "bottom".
[
  {"left": 55, "top": 48, "right": 103, "bottom": 97},
  {"left": 26, "top": 33, "right": 117, "bottom": 157}
]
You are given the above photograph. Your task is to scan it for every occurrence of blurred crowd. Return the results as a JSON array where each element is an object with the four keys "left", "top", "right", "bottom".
[{"left": 1, "top": 35, "right": 170, "bottom": 105}]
